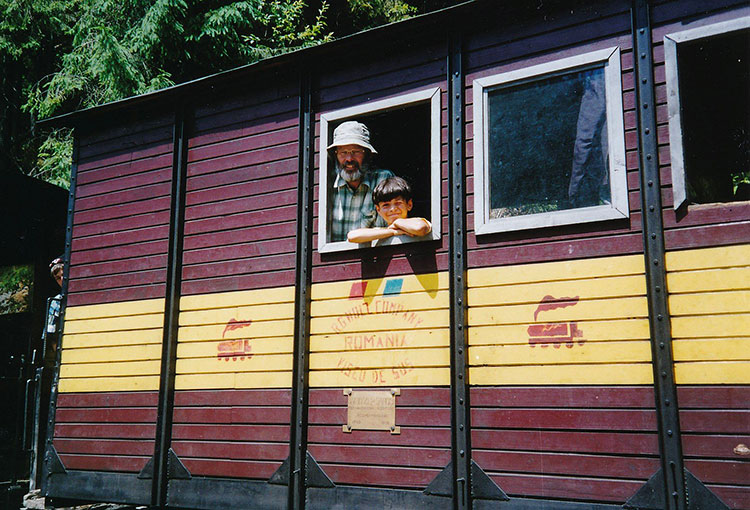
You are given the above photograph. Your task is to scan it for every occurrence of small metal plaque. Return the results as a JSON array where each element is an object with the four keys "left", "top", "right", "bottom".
[{"left": 343, "top": 388, "right": 400, "bottom": 434}]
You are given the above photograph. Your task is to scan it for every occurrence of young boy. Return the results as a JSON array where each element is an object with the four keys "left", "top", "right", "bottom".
[{"left": 347, "top": 176, "right": 431, "bottom": 243}]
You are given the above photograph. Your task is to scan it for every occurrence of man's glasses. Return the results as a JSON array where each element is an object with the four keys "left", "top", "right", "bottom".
[{"left": 336, "top": 149, "right": 366, "bottom": 158}]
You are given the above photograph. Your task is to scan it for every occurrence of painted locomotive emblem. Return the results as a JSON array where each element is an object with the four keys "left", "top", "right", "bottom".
[
  {"left": 217, "top": 318, "right": 253, "bottom": 361},
  {"left": 527, "top": 295, "right": 585, "bottom": 348}
]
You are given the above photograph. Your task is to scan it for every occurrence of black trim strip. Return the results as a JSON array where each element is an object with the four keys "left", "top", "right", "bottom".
[
  {"left": 309, "top": 486, "right": 453, "bottom": 510},
  {"left": 42, "top": 134, "right": 78, "bottom": 496},
  {"left": 474, "top": 497, "right": 622, "bottom": 510},
  {"left": 152, "top": 105, "right": 190, "bottom": 508},
  {"left": 447, "top": 28, "right": 472, "bottom": 510},
  {"left": 289, "top": 70, "right": 315, "bottom": 509},
  {"left": 631, "top": 2, "right": 685, "bottom": 509},
  {"left": 169, "top": 478, "right": 289, "bottom": 509},
  {"left": 47, "top": 471, "right": 151, "bottom": 506}
]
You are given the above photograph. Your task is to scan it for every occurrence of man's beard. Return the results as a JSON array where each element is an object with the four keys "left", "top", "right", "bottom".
[{"left": 337, "top": 160, "right": 369, "bottom": 183}]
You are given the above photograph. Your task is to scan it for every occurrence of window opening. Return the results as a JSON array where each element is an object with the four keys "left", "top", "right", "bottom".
[
  {"left": 669, "top": 26, "right": 749, "bottom": 206},
  {"left": 318, "top": 88, "right": 441, "bottom": 253},
  {"left": 473, "top": 47, "right": 628, "bottom": 234}
]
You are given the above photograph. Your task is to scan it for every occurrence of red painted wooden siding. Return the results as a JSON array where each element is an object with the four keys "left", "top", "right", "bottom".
[
  {"left": 470, "top": 386, "right": 659, "bottom": 504},
  {"left": 68, "top": 115, "right": 173, "bottom": 306},
  {"left": 181, "top": 79, "right": 300, "bottom": 295},
  {"left": 171, "top": 389, "right": 291, "bottom": 479},
  {"left": 307, "top": 388, "right": 451, "bottom": 488},
  {"left": 53, "top": 391, "right": 158, "bottom": 473}
]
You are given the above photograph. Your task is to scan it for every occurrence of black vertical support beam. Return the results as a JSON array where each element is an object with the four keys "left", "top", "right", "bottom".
[
  {"left": 448, "top": 29, "right": 472, "bottom": 510},
  {"left": 632, "top": 2, "right": 686, "bottom": 509},
  {"left": 289, "top": 71, "right": 314, "bottom": 510},
  {"left": 42, "top": 134, "right": 79, "bottom": 494},
  {"left": 152, "top": 104, "right": 189, "bottom": 509}
]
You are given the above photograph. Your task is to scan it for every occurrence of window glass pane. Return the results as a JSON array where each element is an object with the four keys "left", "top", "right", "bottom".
[
  {"left": 0, "top": 264, "right": 34, "bottom": 315},
  {"left": 487, "top": 66, "right": 610, "bottom": 219},
  {"left": 678, "top": 28, "right": 749, "bottom": 203}
]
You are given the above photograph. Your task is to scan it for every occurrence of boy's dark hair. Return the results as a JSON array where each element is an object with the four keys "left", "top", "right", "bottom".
[
  {"left": 49, "top": 256, "right": 64, "bottom": 278},
  {"left": 372, "top": 176, "right": 412, "bottom": 204}
]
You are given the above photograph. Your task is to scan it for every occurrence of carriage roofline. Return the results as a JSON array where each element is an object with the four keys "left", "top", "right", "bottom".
[{"left": 36, "top": 0, "right": 482, "bottom": 130}]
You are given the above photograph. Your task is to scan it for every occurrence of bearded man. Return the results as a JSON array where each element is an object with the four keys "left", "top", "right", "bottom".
[{"left": 328, "top": 121, "right": 393, "bottom": 242}]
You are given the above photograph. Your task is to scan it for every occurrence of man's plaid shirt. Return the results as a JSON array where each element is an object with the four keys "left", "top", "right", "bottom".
[{"left": 330, "top": 168, "right": 393, "bottom": 242}]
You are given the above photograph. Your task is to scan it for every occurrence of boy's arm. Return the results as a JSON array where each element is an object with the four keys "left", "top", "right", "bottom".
[
  {"left": 347, "top": 227, "right": 397, "bottom": 243},
  {"left": 390, "top": 217, "right": 431, "bottom": 237}
]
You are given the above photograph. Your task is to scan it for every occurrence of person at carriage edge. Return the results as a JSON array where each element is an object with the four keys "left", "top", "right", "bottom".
[
  {"left": 347, "top": 176, "right": 431, "bottom": 243},
  {"left": 44, "top": 256, "right": 64, "bottom": 361},
  {"left": 328, "top": 120, "right": 394, "bottom": 242},
  {"left": 47, "top": 257, "right": 63, "bottom": 335}
]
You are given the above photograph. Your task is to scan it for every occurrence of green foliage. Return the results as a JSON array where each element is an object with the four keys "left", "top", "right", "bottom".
[
  {"left": 345, "top": 0, "right": 416, "bottom": 29},
  {"left": 5, "top": 0, "right": 461, "bottom": 188},
  {"left": 0, "top": 0, "right": 77, "bottom": 182},
  {"left": 30, "top": 128, "right": 73, "bottom": 188},
  {"left": 0, "top": 264, "right": 34, "bottom": 315}
]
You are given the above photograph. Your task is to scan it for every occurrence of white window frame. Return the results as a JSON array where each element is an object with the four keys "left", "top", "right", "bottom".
[
  {"left": 317, "top": 87, "right": 442, "bottom": 254},
  {"left": 664, "top": 17, "right": 750, "bottom": 210},
  {"left": 472, "top": 47, "right": 628, "bottom": 235}
]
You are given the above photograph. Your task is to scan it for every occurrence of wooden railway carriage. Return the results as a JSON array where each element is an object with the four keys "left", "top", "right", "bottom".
[{"left": 38, "top": 1, "right": 748, "bottom": 509}]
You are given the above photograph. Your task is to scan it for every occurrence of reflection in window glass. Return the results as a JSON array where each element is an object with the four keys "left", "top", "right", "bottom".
[
  {"left": 487, "top": 67, "right": 610, "bottom": 219},
  {"left": 0, "top": 264, "right": 33, "bottom": 314}
]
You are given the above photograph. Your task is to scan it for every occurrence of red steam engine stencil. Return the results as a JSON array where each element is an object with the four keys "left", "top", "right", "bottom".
[
  {"left": 527, "top": 295, "right": 585, "bottom": 349},
  {"left": 217, "top": 318, "right": 254, "bottom": 361}
]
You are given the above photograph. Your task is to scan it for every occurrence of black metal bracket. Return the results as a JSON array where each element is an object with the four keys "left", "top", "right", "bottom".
[
  {"left": 42, "top": 135, "right": 78, "bottom": 496},
  {"left": 138, "top": 449, "right": 191, "bottom": 480},
  {"left": 445, "top": 27, "right": 477, "bottom": 510},
  {"left": 627, "top": 2, "right": 731, "bottom": 510},
  {"left": 628, "top": 3, "right": 730, "bottom": 509},
  {"left": 151, "top": 103, "right": 190, "bottom": 508},
  {"left": 45, "top": 446, "right": 66, "bottom": 475},
  {"left": 288, "top": 69, "right": 316, "bottom": 510},
  {"left": 425, "top": 461, "right": 508, "bottom": 501},
  {"left": 624, "top": 468, "right": 729, "bottom": 510},
  {"left": 269, "top": 452, "right": 335, "bottom": 489}
]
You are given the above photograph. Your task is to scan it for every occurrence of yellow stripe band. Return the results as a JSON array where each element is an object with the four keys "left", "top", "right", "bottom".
[
  {"left": 310, "top": 273, "right": 450, "bottom": 387},
  {"left": 60, "top": 298, "right": 165, "bottom": 393},
  {"left": 667, "top": 244, "right": 750, "bottom": 384},
  {"left": 175, "top": 286, "right": 295, "bottom": 389},
  {"left": 467, "top": 254, "right": 653, "bottom": 385}
]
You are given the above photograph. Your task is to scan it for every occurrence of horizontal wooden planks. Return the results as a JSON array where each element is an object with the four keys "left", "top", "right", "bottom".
[
  {"left": 470, "top": 385, "right": 658, "bottom": 504},
  {"left": 311, "top": 32, "right": 450, "bottom": 285},
  {"left": 307, "top": 388, "right": 450, "bottom": 489},
  {"left": 467, "top": 254, "right": 652, "bottom": 385},
  {"left": 70, "top": 117, "right": 173, "bottom": 307},
  {"left": 176, "top": 287, "right": 295, "bottom": 390},
  {"left": 182, "top": 87, "right": 299, "bottom": 296},
  {"left": 666, "top": 245, "right": 750, "bottom": 384},
  {"left": 677, "top": 384, "right": 750, "bottom": 508},
  {"left": 651, "top": 2, "right": 750, "bottom": 253},
  {"left": 310, "top": 273, "right": 450, "bottom": 387},
  {"left": 60, "top": 299, "right": 164, "bottom": 392},
  {"left": 53, "top": 391, "right": 158, "bottom": 473},
  {"left": 170, "top": 389, "right": 290, "bottom": 480},
  {"left": 463, "top": 8, "right": 642, "bottom": 270}
]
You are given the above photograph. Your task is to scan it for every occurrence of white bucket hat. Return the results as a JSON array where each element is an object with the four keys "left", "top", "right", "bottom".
[{"left": 327, "top": 121, "right": 377, "bottom": 154}]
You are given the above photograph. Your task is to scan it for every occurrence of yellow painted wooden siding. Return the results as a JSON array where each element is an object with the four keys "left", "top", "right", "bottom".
[
  {"left": 309, "top": 273, "right": 450, "bottom": 387},
  {"left": 666, "top": 244, "right": 750, "bottom": 384},
  {"left": 467, "top": 255, "right": 653, "bottom": 385},
  {"left": 175, "top": 287, "right": 295, "bottom": 389},
  {"left": 59, "top": 299, "right": 165, "bottom": 392}
]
